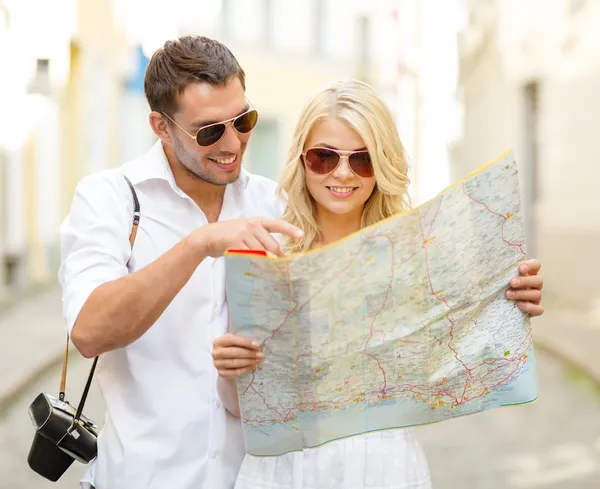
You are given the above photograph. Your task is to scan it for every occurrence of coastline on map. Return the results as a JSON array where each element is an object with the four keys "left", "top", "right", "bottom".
[{"left": 241, "top": 346, "right": 538, "bottom": 457}]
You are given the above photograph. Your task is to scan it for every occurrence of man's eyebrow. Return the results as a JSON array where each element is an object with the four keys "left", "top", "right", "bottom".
[{"left": 189, "top": 105, "right": 250, "bottom": 129}]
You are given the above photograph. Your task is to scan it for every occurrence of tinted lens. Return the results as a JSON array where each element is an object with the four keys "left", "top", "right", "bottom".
[
  {"left": 349, "top": 152, "right": 373, "bottom": 177},
  {"left": 196, "top": 124, "right": 226, "bottom": 146},
  {"left": 304, "top": 148, "right": 340, "bottom": 174},
  {"left": 234, "top": 110, "right": 258, "bottom": 133}
]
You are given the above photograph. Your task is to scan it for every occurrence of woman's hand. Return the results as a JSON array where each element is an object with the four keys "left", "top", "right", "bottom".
[
  {"left": 212, "top": 333, "right": 264, "bottom": 378},
  {"left": 506, "top": 258, "right": 544, "bottom": 317}
]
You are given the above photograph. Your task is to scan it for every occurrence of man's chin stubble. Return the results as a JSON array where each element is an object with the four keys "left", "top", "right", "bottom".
[{"left": 180, "top": 161, "right": 240, "bottom": 186}]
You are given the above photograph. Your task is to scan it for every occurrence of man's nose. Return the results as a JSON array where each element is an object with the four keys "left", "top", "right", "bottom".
[{"left": 217, "top": 123, "right": 242, "bottom": 152}]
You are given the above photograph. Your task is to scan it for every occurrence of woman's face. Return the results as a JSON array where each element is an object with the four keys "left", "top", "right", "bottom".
[{"left": 303, "top": 117, "right": 376, "bottom": 218}]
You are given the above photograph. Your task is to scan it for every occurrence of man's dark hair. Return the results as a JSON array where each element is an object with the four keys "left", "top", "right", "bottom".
[{"left": 144, "top": 36, "right": 246, "bottom": 115}]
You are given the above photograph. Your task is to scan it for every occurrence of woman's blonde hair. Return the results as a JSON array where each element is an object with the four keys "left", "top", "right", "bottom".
[{"left": 277, "top": 79, "right": 411, "bottom": 253}]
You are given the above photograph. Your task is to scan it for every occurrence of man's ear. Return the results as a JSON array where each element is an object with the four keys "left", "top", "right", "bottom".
[{"left": 149, "top": 111, "right": 173, "bottom": 145}]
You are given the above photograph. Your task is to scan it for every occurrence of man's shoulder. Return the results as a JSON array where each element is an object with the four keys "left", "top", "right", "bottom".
[
  {"left": 74, "top": 167, "right": 128, "bottom": 200},
  {"left": 76, "top": 146, "right": 151, "bottom": 198}
]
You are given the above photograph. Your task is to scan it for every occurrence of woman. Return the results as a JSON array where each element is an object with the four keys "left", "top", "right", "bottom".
[{"left": 213, "top": 80, "right": 544, "bottom": 488}]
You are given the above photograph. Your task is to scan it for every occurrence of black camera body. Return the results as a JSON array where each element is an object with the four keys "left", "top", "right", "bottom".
[{"left": 27, "top": 393, "right": 98, "bottom": 481}]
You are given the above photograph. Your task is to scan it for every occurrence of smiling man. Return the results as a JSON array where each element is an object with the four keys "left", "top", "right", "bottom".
[{"left": 58, "top": 36, "right": 302, "bottom": 489}]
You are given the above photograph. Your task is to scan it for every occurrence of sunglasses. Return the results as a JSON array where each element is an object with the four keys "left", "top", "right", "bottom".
[
  {"left": 162, "top": 108, "right": 259, "bottom": 147},
  {"left": 302, "top": 147, "right": 373, "bottom": 178}
]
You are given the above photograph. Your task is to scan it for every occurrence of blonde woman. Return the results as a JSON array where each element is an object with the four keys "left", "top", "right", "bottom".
[{"left": 213, "top": 80, "right": 545, "bottom": 488}]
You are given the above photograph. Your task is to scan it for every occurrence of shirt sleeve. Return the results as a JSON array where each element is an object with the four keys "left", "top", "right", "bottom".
[{"left": 58, "top": 171, "right": 134, "bottom": 335}]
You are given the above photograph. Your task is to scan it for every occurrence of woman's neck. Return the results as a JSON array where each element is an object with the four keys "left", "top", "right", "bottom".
[{"left": 315, "top": 206, "right": 363, "bottom": 247}]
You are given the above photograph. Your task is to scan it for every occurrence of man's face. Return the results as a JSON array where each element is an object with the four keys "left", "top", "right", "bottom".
[{"left": 168, "top": 77, "right": 251, "bottom": 186}]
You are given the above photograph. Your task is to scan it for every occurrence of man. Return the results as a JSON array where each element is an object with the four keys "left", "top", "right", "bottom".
[
  {"left": 59, "top": 36, "right": 302, "bottom": 489},
  {"left": 60, "top": 35, "right": 544, "bottom": 489}
]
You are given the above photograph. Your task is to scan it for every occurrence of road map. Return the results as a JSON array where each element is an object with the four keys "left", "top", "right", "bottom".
[{"left": 225, "top": 151, "right": 538, "bottom": 456}]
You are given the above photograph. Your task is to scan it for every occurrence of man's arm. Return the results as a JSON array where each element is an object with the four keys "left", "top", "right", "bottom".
[
  {"left": 71, "top": 235, "right": 208, "bottom": 358},
  {"left": 61, "top": 174, "right": 303, "bottom": 359}
]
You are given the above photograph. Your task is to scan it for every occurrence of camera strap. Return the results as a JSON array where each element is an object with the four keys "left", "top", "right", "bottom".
[{"left": 59, "top": 175, "right": 140, "bottom": 424}]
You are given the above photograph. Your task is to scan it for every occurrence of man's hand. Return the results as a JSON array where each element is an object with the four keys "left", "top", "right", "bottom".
[
  {"left": 212, "top": 333, "right": 264, "bottom": 378},
  {"left": 192, "top": 217, "right": 303, "bottom": 258},
  {"left": 506, "top": 258, "right": 544, "bottom": 317}
]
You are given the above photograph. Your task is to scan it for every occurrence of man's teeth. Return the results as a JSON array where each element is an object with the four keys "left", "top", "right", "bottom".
[
  {"left": 329, "top": 187, "right": 355, "bottom": 193},
  {"left": 212, "top": 156, "right": 236, "bottom": 164}
]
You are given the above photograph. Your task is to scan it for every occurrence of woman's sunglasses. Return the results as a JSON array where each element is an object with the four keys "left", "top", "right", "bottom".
[
  {"left": 302, "top": 147, "right": 373, "bottom": 178},
  {"left": 162, "top": 108, "right": 259, "bottom": 147}
]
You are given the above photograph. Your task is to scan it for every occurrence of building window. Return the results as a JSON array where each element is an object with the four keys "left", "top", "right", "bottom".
[
  {"left": 569, "top": 0, "right": 586, "bottom": 15},
  {"left": 26, "top": 59, "right": 51, "bottom": 96},
  {"left": 356, "top": 14, "right": 371, "bottom": 82},
  {"left": 262, "top": 0, "right": 274, "bottom": 48},
  {"left": 522, "top": 82, "right": 539, "bottom": 255},
  {"left": 311, "top": 0, "right": 325, "bottom": 56},
  {"left": 221, "top": 0, "right": 233, "bottom": 38}
]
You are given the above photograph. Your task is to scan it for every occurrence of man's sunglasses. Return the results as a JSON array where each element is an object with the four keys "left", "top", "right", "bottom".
[
  {"left": 302, "top": 147, "right": 374, "bottom": 178},
  {"left": 162, "top": 108, "right": 259, "bottom": 147}
]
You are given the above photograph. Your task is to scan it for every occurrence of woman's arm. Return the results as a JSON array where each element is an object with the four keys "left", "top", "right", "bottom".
[
  {"left": 212, "top": 333, "right": 264, "bottom": 416},
  {"left": 217, "top": 376, "right": 242, "bottom": 417}
]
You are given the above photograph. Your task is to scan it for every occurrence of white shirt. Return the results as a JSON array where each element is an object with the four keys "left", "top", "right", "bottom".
[{"left": 58, "top": 141, "right": 283, "bottom": 489}]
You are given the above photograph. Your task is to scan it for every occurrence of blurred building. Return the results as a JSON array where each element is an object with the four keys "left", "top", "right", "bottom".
[
  {"left": 451, "top": 0, "right": 600, "bottom": 311},
  {"left": 0, "top": 0, "right": 77, "bottom": 296},
  {"left": 0, "top": 0, "right": 132, "bottom": 298}
]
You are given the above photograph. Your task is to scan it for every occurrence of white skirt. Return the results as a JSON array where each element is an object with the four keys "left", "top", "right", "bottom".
[{"left": 235, "top": 428, "right": 432, "bottom": 489}]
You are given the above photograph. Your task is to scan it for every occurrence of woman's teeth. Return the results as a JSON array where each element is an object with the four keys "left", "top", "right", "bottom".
[{"left": 328, "top": 186, "right": 355, "bottom": 193}]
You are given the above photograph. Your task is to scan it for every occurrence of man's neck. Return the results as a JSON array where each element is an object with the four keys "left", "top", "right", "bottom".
[
  {"left": 186, "top": 181, "right": 226, "bottom": 223},
  {"left": 167, "top": 153, "right": 227, "bottom": 223},
  {"left": 316, "top": 207, "right": 362, "bottom": 247}
]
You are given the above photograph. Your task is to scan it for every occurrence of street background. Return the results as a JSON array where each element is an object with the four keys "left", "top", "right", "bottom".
[{"left": 1, "top": 0, "right": 599, "bottom": 488}]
